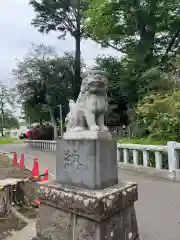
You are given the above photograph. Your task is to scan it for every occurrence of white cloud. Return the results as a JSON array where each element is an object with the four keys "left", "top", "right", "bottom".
[{"left": 0, "top": 0, "right": 121, "bottom": 87}]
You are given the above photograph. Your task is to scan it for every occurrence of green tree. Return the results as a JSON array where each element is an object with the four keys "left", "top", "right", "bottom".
[
  {"left": 0, "top": 84, "right": 16, "bottom": 136},
  {"left": 85, "top": 0, "right": 180, "bottom": 95},
  {"left": 23, "top": 104, "right": 50, "bottom": 126},
  {"left": 133, "top": 54, "right": 180, "bottom": 140},
  {"left": 29, "top": 0, "right": 89, "bottom": 98},
  {"left": 13, "top": 44, "right": 77, "bottom": 139},
  {"left": 86, "top": 0, "right": 180, "bottom": 61},
  {"left": 2, "top": 111, "right": 20, "bottom": 130},
  {"left": 135, "top": 91, "right": 180, "bottom": 141},
  {"left": 95, "top": 55, "right": 130, "bottom": 125},
  {"left": 94, "top": 53, "right": 179, "bottom": 127}
]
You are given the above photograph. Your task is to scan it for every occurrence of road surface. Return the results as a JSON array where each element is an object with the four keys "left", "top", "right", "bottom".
[{"left": 1, "top": 143, "right": 180, "bottom": 240}]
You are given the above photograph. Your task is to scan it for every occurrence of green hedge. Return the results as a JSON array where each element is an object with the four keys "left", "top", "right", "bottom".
[{"left": 118, "top": 137, "right": 167, "bottom": 145}]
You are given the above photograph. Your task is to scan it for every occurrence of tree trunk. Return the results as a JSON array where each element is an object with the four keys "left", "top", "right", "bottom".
[
  {"left": 1, "top": 107, "right": 4, "bottom": 137},
  {"left": 49, "top": 108, "right": 58, "bottom": 140},
  {"left": 39, "top": 119, "right": 43, "bottom": 126},
  {"left": 74, "top": 36, "right": 81, "bottom": 99},
  {"left": 74, "top": 0, "right": 81, "bottom": 99}
]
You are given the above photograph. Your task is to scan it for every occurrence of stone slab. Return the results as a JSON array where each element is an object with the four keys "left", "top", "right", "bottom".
[
  {"left": 56, "top": 139, "right": 118, "bottom": 189},
  {"left": 36, "top": 181, "right": 139, "bottom": 240},
  {"left": 63, "top": 130, "right": 112, "bottom": 140},
  {"left": 38, "top": 181, "right": 138, "bottom": 221},
  {"left": 0, "top": 178, "right": 23, "bottom": 187}
]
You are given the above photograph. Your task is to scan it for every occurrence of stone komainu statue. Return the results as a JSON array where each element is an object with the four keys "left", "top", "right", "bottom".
[{"left": 65, "top": 69, "right": 109, "bottom": 132}]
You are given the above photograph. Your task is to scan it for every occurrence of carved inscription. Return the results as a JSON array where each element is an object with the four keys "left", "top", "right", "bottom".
[{"left": 64, "top": 149, "right": 83, "bottom": 170}]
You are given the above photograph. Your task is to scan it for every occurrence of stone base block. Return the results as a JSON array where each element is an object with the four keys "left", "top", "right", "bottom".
[
  {"left": 63, "top": 130, "right": 112, "bottom": 140},
  {"left": 56, "top": 138, "right": 118, "bottom": 190},
  {"left": 35, "top": 181, "right": 140, "bottom": 240}
]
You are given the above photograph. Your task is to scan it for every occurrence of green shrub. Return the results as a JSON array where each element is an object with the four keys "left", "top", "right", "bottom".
[{"left": 135, "top": 91, "right": 180, "bottom": 141}]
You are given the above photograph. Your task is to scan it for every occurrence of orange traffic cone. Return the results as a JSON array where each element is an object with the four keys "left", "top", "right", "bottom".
[
  {"left": 32, "top": 157, "right": 39, "bottom": 178},
  {"left": 12, "top": 152, "right": 18, "bottom": 165},
  {"left": 20, "top": 153, "right": 25, "bottom": 169},
  {"left": 42, "top": 169, "right": 48, "bottom": 182}
]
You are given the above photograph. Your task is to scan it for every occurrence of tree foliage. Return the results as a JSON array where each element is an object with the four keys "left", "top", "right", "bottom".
[
  {"left": 135, "top": 91, "right": 180, "bottom": 141},
  {"left": 2, "top": 111, "right": 20, "bottom": 130},
  {"left": 94, "top": 53, "right": 176, "bottom": 126},
  {"left": 95, "top": 55, "right": 130, "bottom": 125},
  {"left": 13, "top": 44, "right": 77, "bottom": 139},
  {"left": 86, "top": 0, "right": 180, "bottom": 61},
  {"left": 85, "top": 0, "right": 180, "bottom": 102},
  {"left": 0, "top": 84, "right": 17, "bottom": 135},
  {"left": 29, "top": 0, "right": 89, "bottom": 98}
]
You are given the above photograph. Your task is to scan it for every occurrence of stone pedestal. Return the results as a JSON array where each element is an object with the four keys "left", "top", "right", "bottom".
[
  {"left": 36, "top": 181, "right": 139, "bottom": 240},
  {"left": 34, "top": 131, "right": 140, "bottom": 240},
  {"left": 56, "top": 133, "right": 118, "bottom": 190}
]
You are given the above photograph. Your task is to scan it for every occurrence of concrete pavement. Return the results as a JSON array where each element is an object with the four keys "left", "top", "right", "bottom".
[{"left": 1, "top": 143, "right": 180, "bottom": 240}]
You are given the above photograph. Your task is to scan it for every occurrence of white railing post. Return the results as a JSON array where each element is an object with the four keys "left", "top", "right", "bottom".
[
  {"left": 25, "top": 139, "right": 57, "bottom": 151},
  {"left": 123, "top": 149, "right": 129, "bottom": 164},
  {"left": 117, "top": 145, "right": 120, "bottom": 162},
  {"left": 143, "top": 150, "right": 149, "bottom": 167},
  {"left": 155, "top": 151, "right": 162, "bottom": 169},
  {"left": 132, "top": 150, "right": 138, "bottom": 166},
  {"left": 167, "top": 141, "right": 178, "bottom": 180}
]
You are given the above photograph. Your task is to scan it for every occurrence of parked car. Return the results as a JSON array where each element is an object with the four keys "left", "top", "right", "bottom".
[{"left": 19, "top": 133, "right": 28, "bottom": 140}]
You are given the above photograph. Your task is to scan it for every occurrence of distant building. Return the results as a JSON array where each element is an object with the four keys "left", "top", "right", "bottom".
[{"left": 2, "top": 125, "right": 28, "bottom": 139}]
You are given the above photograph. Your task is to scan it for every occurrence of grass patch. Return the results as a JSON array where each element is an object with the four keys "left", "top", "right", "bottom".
[
  {"left": 0, "top": 137, "right": 23, "bottom": 144},
  {"left": 118, "top": 136, "right": 167, "bottom": 145}
]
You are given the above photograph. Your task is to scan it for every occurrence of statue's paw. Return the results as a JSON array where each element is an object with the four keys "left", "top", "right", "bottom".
[
  {"left": 73, "top": 127, "right": 85, "bottom": 132},
  {"left": 90, "top": 125, "right": 100, "bottom": 131},
  {"left": 100, "top": 126, "right": 109, "bottom": 131}
]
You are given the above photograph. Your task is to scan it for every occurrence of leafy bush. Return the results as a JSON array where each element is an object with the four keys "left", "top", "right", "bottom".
[
  {"left": 135, "top": 91, "right": 180, "bottom": 141},
  {"left": 118, "top": 137, "right": 167, "bottom": 145}
]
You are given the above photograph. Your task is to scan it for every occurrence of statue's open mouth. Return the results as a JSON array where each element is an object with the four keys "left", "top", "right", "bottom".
[{"left": 89, "top": 81, "right": 105, "bottom": 87}]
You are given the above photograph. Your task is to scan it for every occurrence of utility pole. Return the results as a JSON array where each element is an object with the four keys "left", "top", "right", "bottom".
[
  {"left": 58, "top": 104, "right": 63, "bottom": 138},
  {"left": 1, "top": 113, "right": 3, "bottom": 137}
]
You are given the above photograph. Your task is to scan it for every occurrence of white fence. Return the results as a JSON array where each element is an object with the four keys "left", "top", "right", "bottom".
[
  {"left": 25, "top": 140, "right": 180, "bottom": 180},
  {"left": 117, "top": 141, "right": 180, "bottom": 180},
  {"left": 25, "top": 140, "right": 57, "bottom": 151}
]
